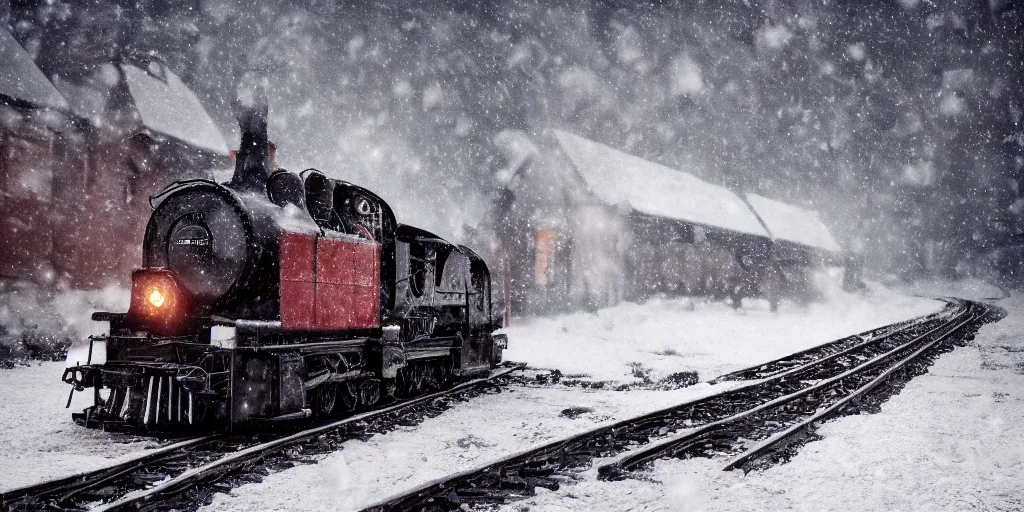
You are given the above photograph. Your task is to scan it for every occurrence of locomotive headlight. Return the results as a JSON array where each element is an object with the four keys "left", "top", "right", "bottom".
[
  {"left": 127, "top": 269, "right": 189, "bottom": 335},
  {"left": 148, "top": 289, "right": 166, "bottom": 308}
]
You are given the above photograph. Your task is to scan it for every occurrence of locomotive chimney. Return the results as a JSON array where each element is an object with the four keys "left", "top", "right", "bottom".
[{"left": 229, "top": 84, "right": 271, "bottom": 195}]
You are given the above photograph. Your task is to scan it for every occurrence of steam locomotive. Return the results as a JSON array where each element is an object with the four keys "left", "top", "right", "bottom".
[{"left": 62, "top": 93, "right": 506, "bottom": 431}]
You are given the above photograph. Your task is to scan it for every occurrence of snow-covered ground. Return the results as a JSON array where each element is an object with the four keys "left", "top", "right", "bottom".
[
  {"left": 0, "top": 362, "right": 168, "bottom": 491},
  {"left": 201, "top": 384, "right": 734, "bottom": 512},
  {"left": 503, "top": 281, "right": 941, "bottom": 384}
]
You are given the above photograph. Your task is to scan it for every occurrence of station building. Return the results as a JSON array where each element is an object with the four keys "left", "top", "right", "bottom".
[
  {"left": 0, "top": 28, "right": 228, "bottom": 289},
  {"left": 488, "top": 129, "right": 843, "bottom": 315}
]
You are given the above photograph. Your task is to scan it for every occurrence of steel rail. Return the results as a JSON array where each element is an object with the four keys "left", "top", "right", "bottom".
[
  {"left": 722, "top": 307, "right": 981, "bottom": 471},
  {"left": 92, "top": 363, "right": 525, "bottom": 512},
  {"left": 705, "top": 303, "right": 959, "bottom": 389},
  {"left": 711, "top": 303, "right": 954, "bottom": 383},
  {"left": 0, "top": 435, "right": 218, "bottom": 506},
  {"left": 599, "top": 304, "right": 957, "bottom": 441},
  {"left": 597, "top": 303, "right": 976, "bottom": 477},
  {"left": 1, "top": 365, "right": 522, "bottom": 512}
]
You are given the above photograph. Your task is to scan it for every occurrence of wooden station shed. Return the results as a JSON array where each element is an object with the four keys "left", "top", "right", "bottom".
[
  {"left": 495, "top": 129, "right": 785, "bottom": 314},
  {"left": 487, "top": 129, "right": 847, "bottom": 315},
  {"left": 0, "top": 27, "right": 228, "bottom": 289}
]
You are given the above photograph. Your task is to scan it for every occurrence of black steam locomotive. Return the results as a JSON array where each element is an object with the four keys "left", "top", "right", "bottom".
[{"left": 62, "top": 94, "right": 506, "bottom": 431}]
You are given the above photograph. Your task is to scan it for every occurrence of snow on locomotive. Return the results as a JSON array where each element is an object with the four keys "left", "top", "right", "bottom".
[{"left": 61, "top": 92, "right": 506, "bottom": 431}]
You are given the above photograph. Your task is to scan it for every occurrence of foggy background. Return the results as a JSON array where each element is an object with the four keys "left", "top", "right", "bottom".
[{"left": 4, "top": 0, "right": 1024, "bottom": 283}]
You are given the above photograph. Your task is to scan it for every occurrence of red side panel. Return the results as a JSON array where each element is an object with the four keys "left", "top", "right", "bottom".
[
  {"left": 279, "top": 232, "right": 316, "bottom": 330},
  {"left": 315, "top": 237, "right": 381, "bottom": 330}
]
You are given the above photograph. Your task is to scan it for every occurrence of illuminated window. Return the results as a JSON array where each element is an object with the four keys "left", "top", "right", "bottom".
[{"left": 534, "top": 229, "right": 556, "bottom": 286}]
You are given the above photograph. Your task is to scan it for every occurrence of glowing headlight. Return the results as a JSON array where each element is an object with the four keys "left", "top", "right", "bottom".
[
  {"left": 148, "top": 289, "right": 166, "bottom": 308},
  {"left": 128, "top": 269, "right": 188, "bottom": 335}
]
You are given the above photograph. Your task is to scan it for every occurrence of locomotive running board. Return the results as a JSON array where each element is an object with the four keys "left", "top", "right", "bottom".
[{"left": 254, "top": 338, "right": 368, "bottom": 354}]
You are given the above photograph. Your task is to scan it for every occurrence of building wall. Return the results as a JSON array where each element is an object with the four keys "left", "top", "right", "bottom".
[
  {"left": 0, "top": 102, "right": 202, "bottom": 289},
  {"left": 620, "top": 211, "right": 765, "bottom": 304},
  {"left": 507, "top": 202, "right": 766, "bottom": 313},
  {"left": 494, "top": 196, "right": 828, "bottom": 315},
  {"left": 0, "top": 103, "right": 59, "bottom": 282},
  {"left": 489, "top": 133, "right": 833, "bottom": 315}
]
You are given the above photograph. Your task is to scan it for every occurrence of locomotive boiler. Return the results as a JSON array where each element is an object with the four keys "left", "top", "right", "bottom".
[{"left": 62, "top": 92, "right": 506, "bottom": 431}]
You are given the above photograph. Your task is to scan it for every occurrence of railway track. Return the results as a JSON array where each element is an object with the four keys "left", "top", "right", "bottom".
[
  {"left": 600, "top": 300, "right": 990, "bottom": 477},
  {"left": 0, "top": 364, "right": 524, "bottom": 512},
  {"left": 710, "top": 306, "right": 953, "bottom": 383},
  {"left": 361, "top": 299, "right": 999, "bottom": 512}
]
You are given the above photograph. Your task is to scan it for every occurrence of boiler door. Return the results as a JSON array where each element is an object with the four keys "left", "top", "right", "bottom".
[{"left": 146, "top": 187, "right": 250, "bottom": 303}]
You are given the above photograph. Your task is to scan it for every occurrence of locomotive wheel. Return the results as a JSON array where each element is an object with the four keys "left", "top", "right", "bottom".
[
  {"left": 395, "top": 368, "right": 408, "bottom": 397},
  {"left": 434, "top": 358, "right": 454, "bottom": 388},
  {"left": 422, "top": 363, "right": 440, "bottom": 391},
  {"left": 359, "top": 379, "right": 381, "bottom": 407},
  {"left": 395, "top": 360, "right": 453, "bottom": 398},
  {"left": 311, "top": 384, "right": 338, "bottom": 417},
  {"left": 401, "top": 363, "right": 431, "bottom": 396},
  {"left": 383, "top": 379, "right": 397, "bottom": 401},
  {"left": 395, "top": 366, "right": 418, "bottom": 398},
  {"left": 338, "top": 382, "right": 359, "bottom": 412}
]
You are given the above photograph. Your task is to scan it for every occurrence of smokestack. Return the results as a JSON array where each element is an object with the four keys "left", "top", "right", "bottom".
[{"left": 229, "top": 83, "right": 270, "bottom": 195}]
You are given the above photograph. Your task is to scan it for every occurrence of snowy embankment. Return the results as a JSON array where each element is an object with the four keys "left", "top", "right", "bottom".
[
  {"left": 895, "top": 277, "right": 1008, "bottom": 302},
  {"left": 0, "top": 284, "right": 146, "bottom": 492},
  {"left": 0, "top": 283, "right": 128, "bottom": 363},
  {"left": 502, "top": 280, "right": 941, "bottom": 384}
]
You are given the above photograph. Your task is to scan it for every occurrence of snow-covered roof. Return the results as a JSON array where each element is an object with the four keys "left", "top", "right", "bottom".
[
  {"left": 0, "top": 29, "right": 69, "bottom": 110},
  {"left": 745, "top": 193, "right": 841, "bottom": 253},
  {"left": 122, "top": 63, "right": 229, "bottom": 156},
  {"left": 553, "top": 130, "right": 769, "bottom": 238},
  {"left": 51, "top": 71, "right": 115, "bottom": 122}
]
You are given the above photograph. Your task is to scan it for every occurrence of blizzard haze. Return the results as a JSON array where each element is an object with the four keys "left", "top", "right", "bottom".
[{"left": 7, "top": 0, "right": 1022, "bottom": 272}]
